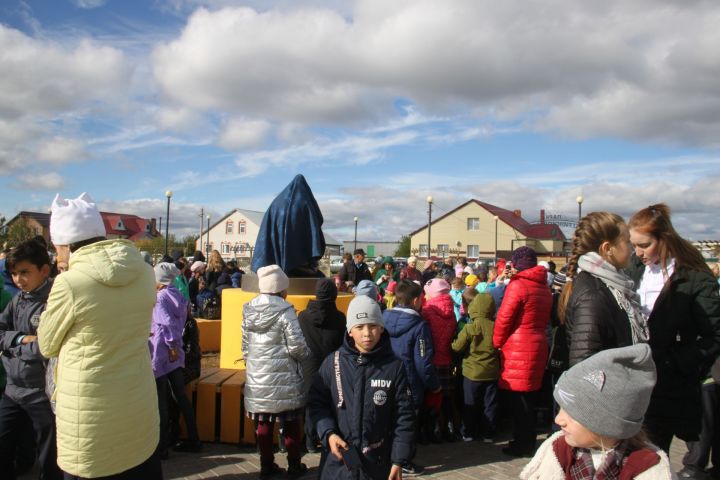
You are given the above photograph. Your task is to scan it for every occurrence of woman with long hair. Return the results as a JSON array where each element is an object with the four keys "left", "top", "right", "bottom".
[
  {"left": 627, "top": 203, "right": 720, "bottom": 453},
  {"left": 558, "top": 212, "right": 646, "bottom": 367}
]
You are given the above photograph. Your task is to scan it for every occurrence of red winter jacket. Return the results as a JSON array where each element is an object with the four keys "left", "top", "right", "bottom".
[
  {"left": 493, "top": 265, "right": 552, "bottom": 392},
  {"left": 423, "top": 294, "right": 457, "bottom": 367}
]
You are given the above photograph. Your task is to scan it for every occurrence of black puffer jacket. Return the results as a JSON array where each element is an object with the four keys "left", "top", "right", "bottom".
[
  {"left": 626, "top": 256, "right": 720, "bottom": 440},
  {"left": 565, "top": 271, "right": 633, "bottom": 367},
  {"left": 298, "top": 299, "right": 346, "bottom": 387},
  {"left": 309, "top": 332, "right": 415, "bottom": 480}
]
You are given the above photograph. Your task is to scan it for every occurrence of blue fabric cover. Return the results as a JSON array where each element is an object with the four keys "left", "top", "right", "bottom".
[{"left": 251, "top": 174, "right": 326, "bottom": 274}]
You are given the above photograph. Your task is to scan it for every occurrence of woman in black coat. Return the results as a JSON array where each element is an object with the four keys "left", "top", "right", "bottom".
[
  {"left": 559, "top": 212, "right": 643, "bottom": 366},
  {"left": 627, "top": 203, "right": 720, "bottom": 453}
]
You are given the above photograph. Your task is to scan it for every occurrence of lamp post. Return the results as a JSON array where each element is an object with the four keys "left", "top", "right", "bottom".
[
  {"left": 427, "top": 196, "right": 433, "bottom": 259},
  {"left": 576, "top": 195, "right": 584, "bottom": 221},
  {"left": 353, "top": 216, "right": 358, "bottom": 252},
  {"left": 493, "top": 215, "right": 499, "bottom": 261},
  {"left": 198, "top": 208, "right": 204, "bottom": 255},
  {"left": 206, "top": 214, "right": 211, "bottom": 259},
  {"left": 164, "top": 191, "right": 172, "bottom": 256}
]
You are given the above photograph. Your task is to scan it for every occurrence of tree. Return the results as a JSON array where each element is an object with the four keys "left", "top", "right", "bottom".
[
  {"left": 394, "top": 235, "right": 411, "bottom": 257},
  {"left": 5, "top": 218, "right": 36, "bottom": 247}
]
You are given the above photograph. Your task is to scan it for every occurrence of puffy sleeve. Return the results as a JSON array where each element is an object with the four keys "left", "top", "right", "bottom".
[{"left": 38, "top": 276, "right": 76, "bottom": 358}]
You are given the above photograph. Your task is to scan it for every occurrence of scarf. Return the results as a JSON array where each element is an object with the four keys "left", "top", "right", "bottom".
[
  {"left": 577, "top": 252, "right": 649, "bottom": 344},
  {"left": 570, "top": 441, "right": 629, "bottom": 480}
]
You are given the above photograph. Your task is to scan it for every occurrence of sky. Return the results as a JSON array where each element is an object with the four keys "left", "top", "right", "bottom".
[{"left": 1, "top": 0, "right": 719, "bottom": 243}]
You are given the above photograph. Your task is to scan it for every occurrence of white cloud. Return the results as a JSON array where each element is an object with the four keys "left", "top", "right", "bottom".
[
  {"left": 35, "top": 137, "right": 87, "bottom": 165},
  {"left": 152, "top": 0, "right": 720, "bottom": 146},
  {"left": 13, "top": 172, "right": 65, "bottom": 191},
  {"left": 218, "top": 118, "right": 272, "bottom": 149},
  {"left": 70, "top": 0, "right": 107, "bottom": 8}
]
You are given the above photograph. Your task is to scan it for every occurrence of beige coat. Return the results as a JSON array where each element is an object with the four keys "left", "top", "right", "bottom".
[{"left": 39, "top": 239, "right": 158, "bottom": 477}]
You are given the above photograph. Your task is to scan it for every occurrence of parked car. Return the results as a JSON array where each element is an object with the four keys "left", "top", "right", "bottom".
[{"left": 329, "top": 256, "right": 344, "bottom": 273}]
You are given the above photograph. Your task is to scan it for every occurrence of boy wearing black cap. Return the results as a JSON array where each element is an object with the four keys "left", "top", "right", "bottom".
[{"left": 308, "top": 295, "right": 415, "bottom": 479}]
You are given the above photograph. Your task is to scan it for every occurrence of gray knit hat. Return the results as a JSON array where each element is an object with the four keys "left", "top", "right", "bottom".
[
  {"left": 554, "top": 344, "right": 656, "bottom": 439},
  {"left": 346, "top": 295, "right": 384, "bottom": 333}
]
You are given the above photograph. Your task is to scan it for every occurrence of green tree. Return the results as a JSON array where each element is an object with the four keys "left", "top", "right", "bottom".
[
  {"left": 394, "top": 235, "right": 411, "bottom": 257},
  {"left": 5, "top": 218, "right": 36, "bottom": 247}
]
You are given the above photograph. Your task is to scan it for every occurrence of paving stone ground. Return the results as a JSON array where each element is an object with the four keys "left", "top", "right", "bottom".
[{"left": 161, "top": 428, "right": 688, "bottom": 480}]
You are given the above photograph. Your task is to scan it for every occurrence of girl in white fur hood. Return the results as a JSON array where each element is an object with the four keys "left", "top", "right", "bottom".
[{"left": 520, "top": 344, "right": 676, "bottom": 480}]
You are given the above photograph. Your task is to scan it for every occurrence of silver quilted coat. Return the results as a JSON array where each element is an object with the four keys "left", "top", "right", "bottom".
[{"left": 242, "top": 294, "right": 311, "bottom": 413}]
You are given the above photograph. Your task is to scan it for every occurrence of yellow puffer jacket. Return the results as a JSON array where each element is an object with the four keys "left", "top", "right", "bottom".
[{"left": 38, "top": 239, "right": 158, "bottom": 477}]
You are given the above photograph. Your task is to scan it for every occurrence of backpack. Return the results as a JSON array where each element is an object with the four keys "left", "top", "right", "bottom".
[
  {"left": 182, "top": 313, "right": 201, "bottom": 384},
  {"left": 547, "top": 323, "right": 569, "bottom": 374}
]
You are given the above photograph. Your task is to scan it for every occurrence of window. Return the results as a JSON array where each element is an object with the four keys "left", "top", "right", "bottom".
[
  {"left": 419, "top": 244, "right": 428, "bottom": 257},
  {"left": 467, "top": 217, "right": 480, "bottom": 231},
  {"left": 467, "top": 245, "right": 479, "bottom": 258},
  {"left": 221, "top": 243, "right": 230, "bottom": 254},
  {"left": 239, "top": 221, "right": 246, "bottom": 234},
  {"left": 116, "top": 220, "right": 125, "bottom": 230},
  {"left": 226, "top": 221, "right": 233, "bottom": 234},
  {"left": 437, "top": 244, "right": 449, "bottom": 257}
]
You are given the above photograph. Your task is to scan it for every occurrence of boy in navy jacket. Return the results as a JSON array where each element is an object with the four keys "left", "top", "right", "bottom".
[
  {"left": 309, "top": 295, "right": 414, "bottom": 480},
  {"left": 0, "top": 240, "right": 62, "bottom": 479}
]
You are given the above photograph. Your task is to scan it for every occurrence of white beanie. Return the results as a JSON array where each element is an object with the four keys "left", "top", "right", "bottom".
[
  {"left": 346, "top": 295, "right": 384, "bottom": 333},
  {"left": 50, "top": 192, "right": 106, "bottom": 245},
  {"left": 154, "top": 263, "right": 180, "bottom": 286},
  {"left": 257, "top": 264, "right": 289, "bottom": 294}
]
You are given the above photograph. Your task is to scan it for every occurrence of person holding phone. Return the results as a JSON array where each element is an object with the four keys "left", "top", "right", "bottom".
[{"left": 309, "top": 296, "right": 415, "bottom": 479}]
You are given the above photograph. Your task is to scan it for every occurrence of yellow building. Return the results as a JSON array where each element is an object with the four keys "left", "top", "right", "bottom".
[{"left": 409, "top": 199, "right": 566, "bottom": 261}]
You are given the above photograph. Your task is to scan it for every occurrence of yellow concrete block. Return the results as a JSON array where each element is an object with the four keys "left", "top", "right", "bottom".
[{"left": 220, "top": 289, "right": 353, "bottom": 370}]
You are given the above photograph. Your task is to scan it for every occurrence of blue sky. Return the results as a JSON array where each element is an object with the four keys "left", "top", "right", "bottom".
[{"left": 1, "top": 0, "right": 719, "bottom": 242}]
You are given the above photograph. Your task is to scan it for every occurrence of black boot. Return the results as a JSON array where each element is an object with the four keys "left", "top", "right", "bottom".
[{"left": 287, "top": 461, "right": 308, "bottom": 479}]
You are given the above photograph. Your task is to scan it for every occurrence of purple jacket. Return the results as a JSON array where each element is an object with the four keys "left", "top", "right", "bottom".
[{"left": 149, "top": 285, "right": 187, "bottom": 378}]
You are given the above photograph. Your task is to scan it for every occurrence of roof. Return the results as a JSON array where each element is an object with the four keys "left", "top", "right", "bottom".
[
  {"left": 7, "top": 210, "right": 159, "bottom": 239},
  {"left": 7, "top": 211, "right": 51, "bottom": 229},
  {"left": 203, "top": 207, "right": 342, "bottom": 246},
  {"left": 409, "top": 199, "right": 566, "bottom": 241}
]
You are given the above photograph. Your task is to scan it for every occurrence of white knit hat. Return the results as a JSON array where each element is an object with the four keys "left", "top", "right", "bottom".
[
  {"left": 50, "top": 192, "right": 106, "bottom": 245},
  {"left": 257, "top": 264, "right": 289, "bottom": 294}
]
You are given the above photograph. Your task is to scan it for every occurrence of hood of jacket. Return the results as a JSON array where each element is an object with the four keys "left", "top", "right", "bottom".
[
  {"left": 465, "top": 293, "right": 495, "bottom": 335},
  {"left": 157, "top": 285, "right": 187, "bottom": 318},
  {"left": 244, "top": 293, "right": 295, "bottom": 333},
  {"left": 69, "top": 239, "right": 151, "bottom": 288},
  {"left": 512, "top": 265, "right": 549, "bottom": 286},
  {"left": 383, "top": 307, "right": 423, "bottom": 337},
  {"left": 424, "top": 293, "right": 455, "bottom": 316},
  {"left": 303, "top": 299, "right": 341, "bottom": 327}
]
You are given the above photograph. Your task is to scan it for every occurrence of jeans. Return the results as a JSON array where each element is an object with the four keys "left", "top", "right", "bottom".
[
  {"left": 0, "top": 395, "right": 62, "bottom": 480},
  {"left": 157, "top": 367, "right": 199, "bottom": 452}
]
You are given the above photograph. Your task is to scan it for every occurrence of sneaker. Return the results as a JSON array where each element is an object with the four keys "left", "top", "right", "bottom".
[
  {"left": 287, "top": 462, "right": 308, "bottom": 479},
  {"left": 401, "top": 461, "right": 425, "bottom": 476},
  {"left": 260, "top": 462, "right": 284, "bottom": 479},
  {"left": 678, "top": 467, "right": 709, "bottom": 479},
  {"left": 462, "top": 435, "right": 474, "bottom": 442},
  {"left": 482, "top": 437, "right": 494, "bottom": 444},
  {"left": 173, "top": 440, "right": 203, "bottom": 453}
]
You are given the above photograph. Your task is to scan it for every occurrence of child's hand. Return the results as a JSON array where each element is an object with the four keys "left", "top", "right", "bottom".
[
  {"left": 389, "top": 464, "right": 402, "bottom": 480},
  {"left": 169, "top": 348, "right": 178, "bottom": 362},
  {"left": 21, "top": 335, "right": 37, "bottom": 344},
  {"left": 328, "top": 433, "right": 348, "bottom": 460}
]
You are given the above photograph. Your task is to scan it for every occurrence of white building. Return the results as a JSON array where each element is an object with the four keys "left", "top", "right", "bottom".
[{"left": 195, "top": 208, "right": 342, "bottom": 261}]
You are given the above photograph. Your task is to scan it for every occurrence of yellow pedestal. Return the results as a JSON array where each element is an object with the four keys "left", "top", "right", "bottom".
[{"left": 220, "top": 289, "right": 353, "bottom": 369}]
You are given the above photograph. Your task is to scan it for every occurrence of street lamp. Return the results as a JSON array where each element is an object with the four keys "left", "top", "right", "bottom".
[
  {"left": 198, "top": 208, "right": 204, "bottom": 255},
  {"left": 576, "top": 195, "right": 584, "bottom": 221},
  {"left": 353, "top": 216, "right": 359, "bottom": 252},
  {"left": 493, "top": 215, "right": 499, "bottom": 261},
  {"left": 206, "top": 214, "right": 211, "bottom": 259},
  {"left": 427, "top": 196, "right": 433, "bottom": 259},
  {"left": 164, "top": 191, "right": 172, "bottom": 256}
]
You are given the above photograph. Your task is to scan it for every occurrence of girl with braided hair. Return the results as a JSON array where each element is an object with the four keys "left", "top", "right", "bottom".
[
  {"left": 627, "top": 203, "right": 720, "bottom": 454},
  {"left": 558, "top": 212, "right": 645, "bottom": 367}
]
